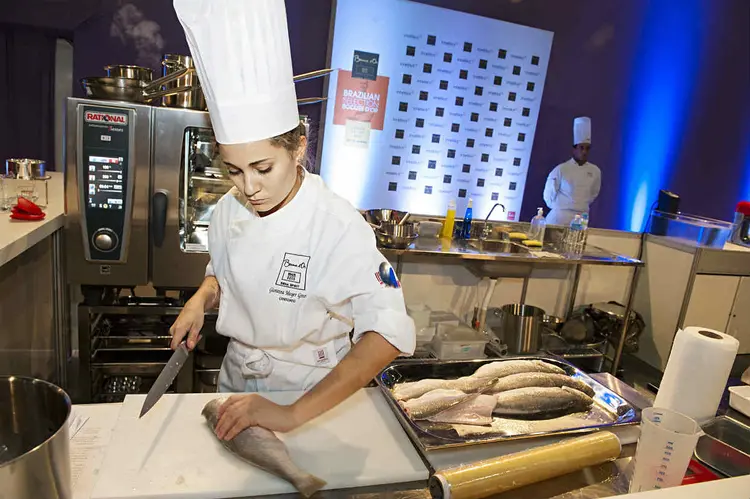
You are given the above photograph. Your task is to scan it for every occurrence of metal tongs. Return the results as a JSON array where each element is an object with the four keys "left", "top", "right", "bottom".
[{"left": 293, "top": 68, "right": 333, "bottom": 106}]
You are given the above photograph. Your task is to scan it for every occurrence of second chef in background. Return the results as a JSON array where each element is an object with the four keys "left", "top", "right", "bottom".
[{"left": 169, "top": 0, "right": 415, "bottom": 440}]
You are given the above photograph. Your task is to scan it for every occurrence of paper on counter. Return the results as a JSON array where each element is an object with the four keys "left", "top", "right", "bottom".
[
  {"left": 70, "top": 404, "right": 122, "bottom": 499},
  {"left": 68, "top": 409, "right": 90, "bottom": 440},
  {"left": 531, "top": 251, "right": 563, "bottom": 259}
]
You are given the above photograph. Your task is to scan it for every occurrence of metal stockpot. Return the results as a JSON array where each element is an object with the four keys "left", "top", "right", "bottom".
[
  {"left": 80, "top": 69, "right": 194, "bottom": 104},
  {"left": 0, "top": 375, "right": 72, "bottom": 499},
  {"left": 160, "top": 54, "right": 206, "bottom": 110},
  {"left": 491, "top": 304, "right": 546, "bottom": 354}
]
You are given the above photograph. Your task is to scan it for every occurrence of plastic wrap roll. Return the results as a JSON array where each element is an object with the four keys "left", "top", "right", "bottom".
[
  {"left": 429, "top": 432, "right": 621, "bottom": 499},
  {"left": 654, "top": 327, "right": 739, "bottom": 423}
]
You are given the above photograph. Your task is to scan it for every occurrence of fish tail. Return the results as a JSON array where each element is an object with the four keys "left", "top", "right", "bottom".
[{"left": 294, "top": 473, "right": 327, "bottom": 498}]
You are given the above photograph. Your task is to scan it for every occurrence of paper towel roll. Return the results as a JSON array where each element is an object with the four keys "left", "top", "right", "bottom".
[{"left": 654, "top": 327, "right": 739, "bottom": 423}]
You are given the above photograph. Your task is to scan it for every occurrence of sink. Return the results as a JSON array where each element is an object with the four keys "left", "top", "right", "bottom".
[{"left": 467, "top": 239, "right": 530, "bottom": 254}]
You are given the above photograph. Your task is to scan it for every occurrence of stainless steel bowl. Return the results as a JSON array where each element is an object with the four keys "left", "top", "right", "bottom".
[
  {"left": 364, "top": 209, "right": 409, "bottom": 227},
  {"left": 376, "top": 221, "right": 418, "bottom": 249},
  {"left": 0, "top": 375, "right": 72, "bottom": 499}
]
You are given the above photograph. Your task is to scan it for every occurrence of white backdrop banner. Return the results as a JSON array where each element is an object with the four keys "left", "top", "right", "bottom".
[{"left": 319, "top": 0, "right": 553, "bottom": 221}]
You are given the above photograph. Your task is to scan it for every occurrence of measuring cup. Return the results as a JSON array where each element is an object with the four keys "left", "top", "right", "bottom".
[{"left": 629, "top": 407, "right": 703, "bottom": 492}]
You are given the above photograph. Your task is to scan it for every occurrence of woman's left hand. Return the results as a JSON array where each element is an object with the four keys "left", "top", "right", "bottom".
[{"left": 215, "top": 394, "right": 300, "bottom": 440}]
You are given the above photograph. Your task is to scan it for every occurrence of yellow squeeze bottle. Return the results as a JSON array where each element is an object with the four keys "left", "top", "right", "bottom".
[{"left": 441, "top": 199, "right": 456, "bottom": 239}]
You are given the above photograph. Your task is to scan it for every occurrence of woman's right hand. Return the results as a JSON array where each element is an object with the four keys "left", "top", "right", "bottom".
[{"left": 169, "top": 300, "right": 205, "bottom": 350}]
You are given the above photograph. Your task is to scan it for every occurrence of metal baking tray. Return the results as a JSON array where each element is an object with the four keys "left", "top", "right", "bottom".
[
  {"left": 695, "top": 416, "right": 750, "bottom": 477},
  {"left": 377, "top": 356, "right": 640, "bottom": 451}
]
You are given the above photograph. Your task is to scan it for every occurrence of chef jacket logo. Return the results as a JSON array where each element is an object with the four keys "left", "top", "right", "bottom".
[
  {"left": 352, "top": 50, "right": 379, "bottom": 80},
  {"left": 276, "top": 253, "right": 310, "bottom": 290},
  {"left": 85, "top": 112, "right": 127, "bottom": 125},
  {"left": 377, "top": 262, "right": 401, "bottom": 288}
]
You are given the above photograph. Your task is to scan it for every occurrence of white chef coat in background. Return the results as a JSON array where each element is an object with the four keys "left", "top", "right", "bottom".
[
  {"left": 206, "top": 172, "right": 416, "bottom": 393},
  {"left": 543, "top": 158, "right": 601, "bottom": 226}
]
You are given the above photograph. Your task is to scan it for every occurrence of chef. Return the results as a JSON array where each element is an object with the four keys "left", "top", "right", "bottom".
[
  {"left": 543, "top": 117, "right": 601, "bottom": 225},
  {"left": 169, "top": 0, "right": 415, "bottom": 441}
]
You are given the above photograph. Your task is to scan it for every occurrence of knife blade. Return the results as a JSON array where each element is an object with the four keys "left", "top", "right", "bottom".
[{"left": 139, "top": 343, "right": 189, "bottom": 418}]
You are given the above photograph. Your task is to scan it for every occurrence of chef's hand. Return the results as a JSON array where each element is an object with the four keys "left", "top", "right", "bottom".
[
  {"left": 169, "top": 300, "right": 204, "bottom": 350},
  {"left": 215, "top": 394, "right": 300, "bottom": 440}
]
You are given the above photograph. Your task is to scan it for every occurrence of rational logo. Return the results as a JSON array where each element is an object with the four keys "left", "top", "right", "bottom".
[{"left": 85, "top": 111, "right": 128, "bottom": 125}]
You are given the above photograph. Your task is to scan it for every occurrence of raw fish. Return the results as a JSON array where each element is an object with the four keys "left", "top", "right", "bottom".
[
  {"left": 490, "top": 372, "right": 595, "bottom": 397},
  {"left": 427, "top": 394, "right": 497, "bottom": 426},
  {"left": 392, "top": 378, "right": 451, "bottom": 401},
  {"left": 447, "top": 375, "right": 497, "bottom": 394},
  {"left": 202, "top": 399, "right": 326, "bottom": 498},
  {"left": 473, "top": 360, "right": 565, "bottom": 379},
  {"left": 493, "top": 387, "right": 594, "bottom": 419},
  {"left": 401, "top": 389, "right": 469, "bottom": 419}
]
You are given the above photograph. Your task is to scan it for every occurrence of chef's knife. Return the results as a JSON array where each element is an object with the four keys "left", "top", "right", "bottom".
[{"left": 139, "top": 342, "right": 189, "bottom": 418}]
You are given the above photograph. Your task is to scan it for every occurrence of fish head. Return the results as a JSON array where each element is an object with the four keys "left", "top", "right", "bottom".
[{"left": 201, "top": 398, "right": 227, "bottom": 426}]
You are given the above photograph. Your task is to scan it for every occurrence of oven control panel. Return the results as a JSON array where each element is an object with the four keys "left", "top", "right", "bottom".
[{"left": 78, "top": 104, "right": 135, "bottom": 262}]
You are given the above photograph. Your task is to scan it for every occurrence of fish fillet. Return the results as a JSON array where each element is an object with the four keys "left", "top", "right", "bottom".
[
  {"left": 490, "top": 372, "right": 595, "bottom": 397},
  {"left": 202, "top": 399, "right": 326, "bottom": 498},
  {"left": 392, "top": 378, "right": 450, "bottom": 401},
  {"left": 493, "top": 387, "right": 594, "bottom": 419},
  {"left": 401, "top": 389, "right": 469, "bottom": 419},
  {"left": 427, "top": 394, "right": 497, "bottom": 426},
  {"left": 473, "top": 360, "right": 566, "bottom": 379}
]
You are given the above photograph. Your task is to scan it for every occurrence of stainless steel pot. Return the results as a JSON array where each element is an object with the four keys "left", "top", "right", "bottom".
[
  {"left": 160, "top": 54, "right": 206, "bottom": 110},
  {"left": 0, "top": 376, "right": 72, "bottom": 499},
  {"left": 492, "top": 304, "right": 546, "bottom": 354},
  {"left": 80, "top": 67, "right": 194, "bottom": 104},
  {"left": 5, "top": 158, "right": 46, "bottom": 179},
  {"left": 104, "top": 64, "right": 153, "bottom": 82}
]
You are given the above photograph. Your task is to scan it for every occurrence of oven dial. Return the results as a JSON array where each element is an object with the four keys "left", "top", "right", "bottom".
[{"left": 93, "top": 229, "right": 118, "bottom": 252}]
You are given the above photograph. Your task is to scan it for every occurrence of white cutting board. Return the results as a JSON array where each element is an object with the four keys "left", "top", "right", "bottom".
[{"left": 90, "top": 388, "right": 427, "bottom": 499}]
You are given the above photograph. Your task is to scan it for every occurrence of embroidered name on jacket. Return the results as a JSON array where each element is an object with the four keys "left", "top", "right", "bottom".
[{"left": 269, "top": 252, "right": 311, "bottom": 303}]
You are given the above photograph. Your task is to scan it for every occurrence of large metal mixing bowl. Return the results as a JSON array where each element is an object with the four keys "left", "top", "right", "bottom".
[
  {"left": 0, "top": 376, "right": 72, "bottom": 499},
  {"left": 363, "top": 209, "right": 409, "bottom": 227}
]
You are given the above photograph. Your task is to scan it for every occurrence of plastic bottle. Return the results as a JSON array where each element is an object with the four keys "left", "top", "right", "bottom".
[
  {"left": 441, "top": 199, "right": 456, "bottom": 239},
  {"left": 461, "top": 198, "right": 473, "bottom": 239},
  {"left": 580, "top": 212, "right": 590, "bottom": 249},
  {"left": 567, "top": 215, "right": 584, "bottom": 253},
  {"left": 530, "top": 207, "right": 546, "bottom": 243}
]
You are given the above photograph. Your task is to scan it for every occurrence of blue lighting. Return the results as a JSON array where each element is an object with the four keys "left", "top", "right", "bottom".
[
  {"left": 738, "top": 120, "right": 750, "bottom": 202},
  {"left": 620, "top": 0, "right": 705, "bottom": 231}
]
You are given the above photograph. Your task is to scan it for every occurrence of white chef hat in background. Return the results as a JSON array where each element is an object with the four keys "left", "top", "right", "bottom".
[
  {"left": 173, "top": 0, "right": 299, "bottom": 144},
  {"left": 573, "top": 117, "right": 592, "bottom": 145}
]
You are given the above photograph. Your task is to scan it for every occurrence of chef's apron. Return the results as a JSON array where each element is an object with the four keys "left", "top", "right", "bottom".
[{"left": 546, "top": 209, "right": 577, "bottom": 226}]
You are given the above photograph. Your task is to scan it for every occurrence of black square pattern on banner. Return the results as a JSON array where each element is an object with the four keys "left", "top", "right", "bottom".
[
  {"left": 408, "top": 171, "right": 417, "bottom": 180},
  {"left": 458, "top": 189, "right": 467, "bottom": 198},
  {"left": 494, "top": 75, "right": 502, "bottom": 86},
  {"left": 459, "top": 69, "right": 468, "bottom": 79},
  {"left": 427, "top": 35, "right": 436, "bottom": 45},
  {"left": 395, "top": 129, "right": 404, "bottom": 139},
  {"left": 518, "top": 133, "right": 526, "bottom": 142},
  {"left": 402, "top": 74, "right": 412, "bottom": 84},
  {"left": 479, "top": 59, "right": 488, "bottom": 69},
  {"left": 436, "top": 107, "right": 444, "bottom": 117},
  {"left": 352, "top": 50, "right": 379, "bottom": 81},
  {"left": 504, "top": 117, "right": 512, "bottom": 127},
  {"left": 423, "top": 63, "right": 432, "bottom": 73},
  {"left": 451, "top": 123, "right": 460, "bottom": 132},
  {"left": 444, "top": 53, "right": 452, "bottom": 63},
  {"left": 428, "top": 160, "right": 437, "bottom": 169},
  {"left": 432, "top": 134, "right": 441, "bottom": 143},
  {"left": 495, "top": 168, "right": 503, "bottom": 177},
  {"left": 462, "top": 164, "right": 471, "bottom": 173},
  {"left": 513, "top": 66, "right": 521, "bottom": 75},
  {"left": 412, "top": 145, "right": 421, "bottom": 154},
  {"left": 477, "top": 178, "right": 485, "bottom": 187},
  {"left": 443, "top": 174, "right": 452, "bottom": 184},
  {"left": 489, "top": 102, "right": 498, "bottom": 112},
  {"left": 500, "top": 143, "right": 508, "bottom": 152},
  {"left": 419, "top": 91, "right": 428, "bottom": 101},
  {"left": 425, "top": 186, "right": 433, "bottom": 194},
  {"left": 527, "top": 82, "right": 536, "bottom": 91},
  {"left": 471, "top": 113, "right": 479, "bottom": 122},
  {"left": 513, "top": 157, "right": 521, "bottom": 166},
  {"left": 522, "top": 107, "right": 530, "bottom": 117},
  {"left": 509, "top": 182, "right": 517, "bottom": 191},
  {"left": 475, "top": 86, "right": 483, "bottom": 96},
  {"left": 498, "top": 49, "right": 507, "bottom": 59},
  {"left": 389, "top": 182, "right": 398, "bottom": 191},
  {"left": 531, "top": 55, "right": 540, "bottom": 65},
  {"left": 406, "top": 46, "right": 416, "bottom": 56},
  {"left": 508, "top": 92, "right": 516, "bottom": 101},
  {"left": 416, "top": 118, "right": 424, "bottom": 128},
  {"left": 399, "top": 102, "right": 408, "bottom": 112},
  {"left": 481, "top": 153, "right": 489, "bottom": 162},
  {"left": 440, "top": 80, "right": 449, "bottom": 90},
  {"left": 455, "top": 96, "right": 464, "bottom": 106},
  {"left": 491, "top": 192, "right": 499, "bottom": 201},
  {"left": 392, "top": 156, "right": 401, "bottom": 165},
  {"left": 466, "top": 138, "right": 475, "bottom": 148},
  {"left": 485, "top": 128, "right": 494, "bottom": 137},
  {"left": 447, "top": 149, "right": 456, "bottom": 158},
  {"left": 463, "top": 42, "right": 472, "bottom": 52}
]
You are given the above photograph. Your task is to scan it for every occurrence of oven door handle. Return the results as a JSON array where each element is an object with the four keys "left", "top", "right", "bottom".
[{"left": 152, "top": 190, "right": 168, "bottom": 248}]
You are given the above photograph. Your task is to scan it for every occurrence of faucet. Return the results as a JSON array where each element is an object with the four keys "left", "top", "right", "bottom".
[{"left": 481, "top": 203, "right": 506, "bottom": 239}]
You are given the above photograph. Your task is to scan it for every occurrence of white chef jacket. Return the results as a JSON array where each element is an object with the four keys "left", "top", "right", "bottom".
[
  {"left": 543, "top": 158, "right": 601, "bottom": 226},
  {"left": 205, "top": 172, "right": 416, "bottom": 393}
]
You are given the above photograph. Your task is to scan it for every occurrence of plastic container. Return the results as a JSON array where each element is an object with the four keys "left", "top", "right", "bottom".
[
  {"left": 529, "top": 207, "right": 546, "bottom": 243},
  {"left": 728, "top": 385, "right": 750, "bottom": 417},
  {"left": 629, "top": 407, "right": 703, "bottom": 493},
  {"left": 418, "top": 221, "right": 442, "bottom": 238},
  {"left": 407, "top": 303, "right": 432, "bottom": 330},
  {"left": 430, "top": 311, "right": 461, "bottom": 327},
  {"left": 429, "top": 325, "right": 487, "bottom": 360},
  {"left": 650, "top": 210, "right": 733, "bottom": 249},
  {"left": 416, "top": 326, "right": 436, "bottom": 349},
  {"left": 441, "top": 200, "right": 456, "bottom": 239}
]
